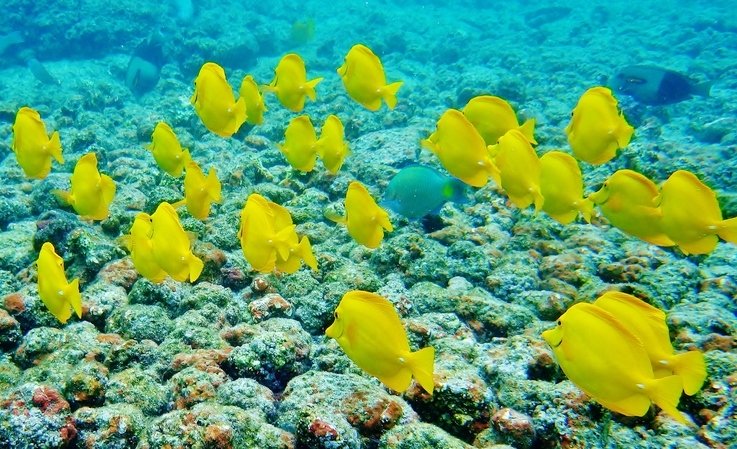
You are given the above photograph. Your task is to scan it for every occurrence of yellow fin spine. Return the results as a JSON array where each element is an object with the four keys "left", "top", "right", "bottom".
[{"left": 382, "top": 81, "right": 403, "bottom": 109}]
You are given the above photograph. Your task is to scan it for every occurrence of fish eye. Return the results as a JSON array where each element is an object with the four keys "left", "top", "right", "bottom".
[
  {"left": 334, "top": 312, "right": 339, "bottom": 319},
  {"left": 557, "top": 320, "right": 562, "bottom": 326}
]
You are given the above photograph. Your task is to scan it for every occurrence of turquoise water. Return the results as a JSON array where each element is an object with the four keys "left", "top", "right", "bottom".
[{"left": 0, "top": 1, "right": 735, "bottom": 448}]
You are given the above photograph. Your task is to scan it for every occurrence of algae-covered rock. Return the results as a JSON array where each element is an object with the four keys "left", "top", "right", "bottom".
[
  {"left": 74, "top": 403, "right": 146, "bottom": 449},
  {"left": 168, "top": 365, "right": 228, "bottom": 409},
  {"left": 0, "top": 383, "right": 76, "bottom": 448},
  {"left": 105, "top": 367, "right": 170, "bottom": 415},
  {"left": 279, "top": 371, "right": 417, "bottom": 448},
  {"left": 106, "top": 304, "right": 174, "bottom": 343},
  {"left": 216, "top": 377, "right": 276, "bottom": 421},
  {"left": 225, "top": 318, "right": 311, "bottom": 391},
  {"left": 379, "top": 421, "right": 473, "bottom": 449},
  {"left": 141, "top": 403, "right": 294, "bottom": 449}
]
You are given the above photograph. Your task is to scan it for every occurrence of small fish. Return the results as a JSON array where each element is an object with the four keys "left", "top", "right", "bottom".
[
  {"left": 278, "top": 116, "right": 318, "bottom": 172},
  {"left": 421, "top": 109, "right": 500, "bottom": 188},
  {"left": 290, "top": 18, "right": 315, "bottom": 45},
  {"left": 524, "top": 6, "right": 572, "bottom": 28},
  {"left": 27, "top": 58, "right": 60, "bottom": 86},
  {"left": 147, "top": 122, "right": 192, "bottom": 177},
  {"left": 382, "top": 165, "right": 466, "bottom": 220},
  {"left": 54, "top": 153, "right": 116, "bottom": 221},
  {"left": 190, "top": 62, "right": 247, "bottom": 137},
  {"left": 11, "top": 107, "right": 63, "bottom": 179},
  {"left": 593, "top": 291, "right": 706, "bottom": 396},
  {"left": 126, "top": 35, "right": 165, "bottom": 96},
  {"left": 587, "top": 169, "right": 674, "bottom": 247},
  {"left": 332, "top": 181, "right": 393, "bottom": 249},
  {"left": 539, "top": 151, "right": 593, "bottom": 224},
  {"left": 315, "top": 115, "right": 350, "bottom": 174},
  {"left": 238, "top": 194, "right": 317, "bottom": 273},
  {"left": 462, "top": 95, "right": 536, "bottom": 146},
  {"left": 337, "top": 44, "right": 403, "bottom": 111},
  {"left": 150, "top": 202, "right": 203, "bottom": 282},
  {"left": 565, "top": 87, "right": 634, "bottom": 164},
  {"left": 264, "top": 54, "right": 322, "bottom": 112},
  {"left": 542, "top": 302, "right": 687, "bottom": 424},
  {"left": 658, "top": 170, "right": 737, "bottom": 255},
  {"left": 239, "top": 75, "right": 267, "bottom": 125},
  {"left": 609, "top": 66, "right": 711, "bottom": 105},
  {"left": 125, "top": 212, "right": 167, "bottom": 283},
  {"left": 326, "top": 290, "right": 435, "bottom": 394},
  {"left": 182, "top": 161, "right": 222, "bottom": 220},
  {"left": 36, "top": 242, "right": 82, "bottom": 324},
  {"left": 490, "top": 129, "right": 544, "bottom": 210}
]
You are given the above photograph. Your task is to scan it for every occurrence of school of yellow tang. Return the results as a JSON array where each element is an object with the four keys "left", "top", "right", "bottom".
[{"left": 7, "top": 41, "right": 733, "bottom": 406}]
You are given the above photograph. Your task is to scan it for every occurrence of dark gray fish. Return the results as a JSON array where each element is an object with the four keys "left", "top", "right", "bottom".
[
  {"left": 524, "top": 7, "right": 572, "bottom": 28},
  {"left": 126, "top": 34, "right": 165, "bottom": 96},
  {"left": 28, "top": 58, "right": 60, "bottom": 85},
  {"left": 609, "top": 65, "right": 711, "bottom": 105}
]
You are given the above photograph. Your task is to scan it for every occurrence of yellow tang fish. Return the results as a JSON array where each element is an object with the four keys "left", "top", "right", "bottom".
[
  {"left": 239, "top": 75, "right": 267, "bottom": 125},
  {"left": 150, "top": 202, "right": 204, "bottom": 282},
  {"left": 147, "top": 122, "right": 192, "bottom": 177},
  {"left": 183, "top": 161, "right": 222, "bottom": 220},
  {"left": 11, "top": 107, "right": 63, "bottom": 179},
  {"left": 326, "top": 290, "right": 435, "bottom": 394},
  {"left": 337, "top": 44, "right": 403, "bottom": 111},
  {"left": 125, "top": 213, "right": 167, "bottom": 283},
  {"left": 539, "top": 151, "right": 593, "bottom": 224},
  {"left": 54, "top": 153, "right": 116, "bottom": 221},
  {"left": 316, "top": 115, "right": 350, "bottom": 174},
  {"left": 36, "top": 242, "right": 82, "bottom": 324},
  {"left": 238, "top": 193, "right": 316, "bottom": 273},
  {"left": 462, "top": 95, "right": 536, "bottom": 146},
  {"left": 342, "top": 181, "right": 392, "bottom": 249},
  {"left": 190, "top": 62, "right": 247, "bottom": 137},
  {"left": 542, "top": 302, "right": 687, "bottom": 424},
  {"left": 421, "top": 109, "right": 500, "bottom": 188},
  {"left": 594, "top": 291, "right": 706, "bottom": 396},
  {"left": 491, "top": 129, "right": 544, "bottom": 210},
  {"left": 264, "top": 54, "right": 323, "bottom": 112},
  {"left": 269, "top": 200, "right": 318, "bottom": 274},
  {"left": 658, "top": 170, "right": 737, "bottom": 255},
  {"left": 565, "top": 86, "right": 634, "bottom": 164},
  {"left": 278, "top": 116, "right": 318, "bottom": 172},
  {"left": 587, "top": 169, "right": 674, "bottom": 247}
]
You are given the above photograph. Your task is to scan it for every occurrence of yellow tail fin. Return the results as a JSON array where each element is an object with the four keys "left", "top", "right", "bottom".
[
  {"left": 188, "top": 255, "right": 204, "bottom": 282},
  {"left": 48, "top": 131, "right": 64, "bottom": 163},
  {"left": 518, "top": 118, "right": 537, "bottom": 145},
  {"left": 52, "top": 189, "right": 73, "bottom": 206},
  {"left": 67, "top": 278, "right": 83, "bottom": 319},
  {"left": 718, "top": 217, "right": 737, "bottom": 245},
  {"left": 578, "top": 197, "right": 595, "bottom": 224},
  {"left": 382, "top": 81, "right": 403, "bottom": 109},
  {"left": 670, "top": 350, "right": 707, "bottom": 396},
  {"left": 207, "top": 169, "right": 222, "bottom": 203},
  {"left": 299, "top": 236, "right": 318, "bottom": 271},
  {"left": 410, "top": 346, "right": 435, "bottom": 395},
  {"left": 645, "top": 375, "right": 688, "bottom": 425},
  {"left": 304, "top": 77, "right": 323, "bottom": 101},
  {"left": 231, "top": 97, "right": 247, "bottom": 134}
]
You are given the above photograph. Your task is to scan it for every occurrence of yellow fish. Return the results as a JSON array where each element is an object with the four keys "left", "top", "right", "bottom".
[
  {"left": 11, "top": 107, "right": 63, "bottom": 179},
  {"left": 337, "top": 44, "right": 403, "bottom": 111},
  {"left": 183, "top": 161, "right": 222, "bottom": 220},
  {"left": 565, "top": 86, "right": 634, "bottom": 164},
  {"left": 147, "top": 122, "right": 191, "bottom": 177},
  {"left": 125, "top": 213, "right": 167, "bottom": 283},
  {"left": 587, "top": 169, "right": 674, "bottom": 247},
  {"left": 539, "top": 151, "right": 593, "bottom": 224},
  {"left": 421, "top": 109, "right": 500, "bottom": 188},
  {"left": 593, "top": 291, "right": 706, "bottom": 396},
  {"left": 54, "top": 152, "right": 116, "bottom": 221},
  {"left": 238, "top": 194, "right": 317, "bottom": 273},
  {"left": 542, "top": 302, "right": 687, "bottom": 424},
  {"left": 326, "top": 290, "right": 435, "bottom": 394},
  {"left": 338, "top": 181, "right": 393, "bottom": 249},
  {"left": 462, "top": 95, "right": 536, "bottom": 146},
  {"left": 36, "top": 242, "right": 82, "bottom": 324},
  {"left": 264, "top": 54, "right": 322, "bottom": 112},
  {"left": 658, "top": 170, "right": 737, "bottom": 255},
  {"left": 150, "top": 202, "right": 204, "bottom": 282},
  {"left": 491, "top": 129, "right": 544, "bottom": 210},
  {"left": 278, "top": 116, "right": 318, "bottom": 172},
  {"left": 190, "top": 62, "right": 247, "bottom": 137},
  {"left": 239, "top": 75, "right": 267, "bottom": 125},
  {"left": 316, "top": 115, "right": 350, "bottom": 174}
]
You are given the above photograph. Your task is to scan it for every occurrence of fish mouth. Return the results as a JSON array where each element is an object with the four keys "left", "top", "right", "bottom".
[{"left": 541, "top": 329, "right": 562, "bottom": 348}]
